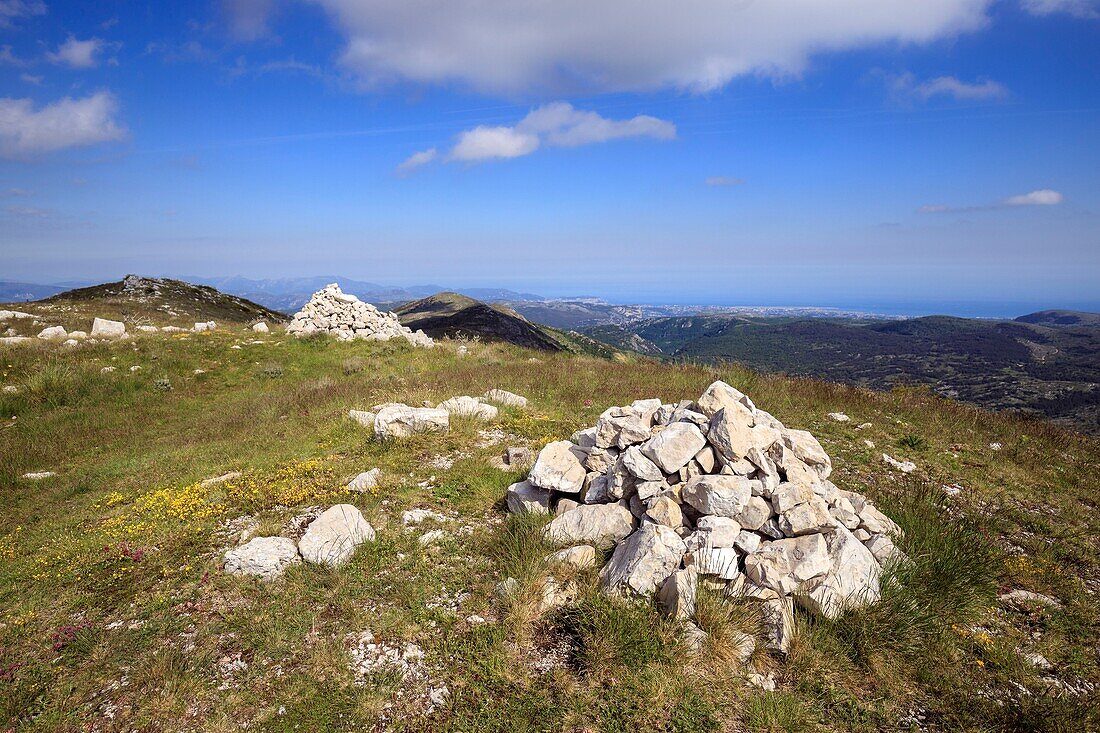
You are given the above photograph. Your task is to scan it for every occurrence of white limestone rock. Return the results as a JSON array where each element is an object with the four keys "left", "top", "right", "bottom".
[
  {"left": 37, "top": 326, "right": 67, "bottom": 340},
  {"left": 91, "top": 318, "right": 126, "bottom": 339},
  {"left": 348, "top": 409, "right": 376, "bottom": 427},
  {"left": 622, "top": 445, "right": 663, "bottom": 481},
  {"left": 761, "top": 597, "right": 795, "bottom": 654},
  {"left": 640, "top": 421, "right": 707, "bottom": 473},
  {"left": 224, "top": 536, "right": 301, "bottom": 581},
  {"left": 658, "top": 566, "right": 698, "bottom": 619},
  {"left": 696, "top": 380, "right": 755, "bottom": 418},
  {"left": 599, "top": 523, "right": 687, "bottom": 595},
  {"left": 347, "top": 468, "right": 381, "bottom": 493},
  {"left": 798, "top": 525, "right": 882, "bottom": 619},
  {"left": 438, "top": 395, "right": 498, "bottom": 421},
  {"left": 528, "top": 440, "right": 587, "bottom": 493},
  {"left": 483, "top": 388, "right": 528, "bottom": 408},
  {"left": 252, "top": 321, "right": 270, "bottom": 333},
  {"left": 681, "top": 474, "right": 754, "bottom": 518},
  {"left": 505, "top": 480, "right": 551, "bottom": 515},
  {"left": 882, "top": 453, "right": 916, "bottom": 473},
  {"left": 695, "top": 516, "right": 742, "bottom": 547},
  {"left": 744, "top": 534, "right": 831, "bottom": 595},
  {"left": 546, "top": 544, "right": 596, "bottom": 569},
  {"left": 298, "top": 504, "right": 376, "bottom": 568},
  {"left": 373, "top": 404, "right": 449, "bottom": 439},
  {"left": 545, "top": 503, "right": 635, "bottom": 549},
  {"left": 782, "top": 429, "right": 833, "bottom": 479}
]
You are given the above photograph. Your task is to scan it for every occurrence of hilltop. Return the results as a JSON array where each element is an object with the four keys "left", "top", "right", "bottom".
[
  {"left": 394, "top": 291, "right": 620, "bottom": 357},
  {"left": 395, "top": 292, "right": 564, "bottom": 351},
  {"left": 9, "top": 275, "right": 286, "bottom": 329},
  {"left": 1015, "top": 309, "right": 1100, "bottom": 327},
  {"left": 0, "top": 327, "right": 1096, "bottom": 731}
]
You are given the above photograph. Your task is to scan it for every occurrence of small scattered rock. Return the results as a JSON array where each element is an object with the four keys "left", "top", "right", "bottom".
[
  {"left": 224, "top": 536, "right": 300, "bottom": 580},
  {"left": 201, "top": 471, "right": 241, "bottom": 488},
  {"left": 348, "top": 468, "right": 381, "bottom": 493},
  {"left": 882, "top": 453, "right": 916, "bottom": 473}
]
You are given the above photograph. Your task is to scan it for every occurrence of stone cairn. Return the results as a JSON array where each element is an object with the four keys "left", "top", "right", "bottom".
[
  {"left": 507, "top": 381, "right": 904, "bottom": 653},
  {"left": 286, "top": 283, "right": 433, "bottom": 347}
]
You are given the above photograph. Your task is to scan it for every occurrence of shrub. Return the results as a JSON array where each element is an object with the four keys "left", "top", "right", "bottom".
[
  {"left": 342, "top": 357, "right": 365, "bottom": 375},
  {"left": 262, "top": 362, "right": 284, "bottom": 378},
  {"left": 897, "top": 433, "right": 927, "bottom": 451},
  {"left": 154, "top": 377, "right": 172, "bottom": 391}
]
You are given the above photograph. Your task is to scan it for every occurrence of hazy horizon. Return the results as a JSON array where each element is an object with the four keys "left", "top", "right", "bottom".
[{"left": 5, "top": 270, "right": 1097, "bottom": 319}]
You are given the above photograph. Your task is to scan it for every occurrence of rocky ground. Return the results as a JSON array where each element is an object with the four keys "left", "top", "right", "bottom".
[{"left": 0, "top": 325, "right": 1097, "bottom": 732}]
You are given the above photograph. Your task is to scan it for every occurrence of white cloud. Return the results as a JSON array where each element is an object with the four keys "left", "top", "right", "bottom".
[
  {"left": 224, "top": 0, "right": 276, "bottom": 41},
  {"left": 0, "top": 45, "right": 27, "bottom": 66},
  {"left": 519, "top": 102, "right": 675, "bottom": 146},
  {"left": 1004, "top": 189, "right": 1064, "bottom": 206},
  {"left": 312, "top": 0, "right": 993, "bottom": 95},
  {"left": 919, "top": 189, "right": 1064, "bottom": 213},
  {"left": 20, "top": 73, "right": 42, "bottom": 84},
  {"left": 0, "top": 92, "right": 127, "bottom": 158},
  {"left": 47, "top": 36, "right": 105, "bottom": 68},
  {"left": 450, "top": 126, "right": 540, "bottom": 162},
  {"left": 886, "top": 72, "right": 1008, "bottom": 101},
  {"left": 0, "top": 0, "right": 46, "bottom": 29},
  {"left": 0, "top": 187, "right": 31, "bottom": 197},
  {"left": 706, "top": 176, "right": 745, "bottom": 187},
  {"left": 1021, "top": 0, "right": 1099, "bottom": 19},
  {"left": 396, "top": 147, "right": 438, "bottom": 172},
  {"left": 4, "top": 204, "right": 49, "bottom": 217},
  {"left": 440, "top": 102, "right": 674, "bottom": 164}
]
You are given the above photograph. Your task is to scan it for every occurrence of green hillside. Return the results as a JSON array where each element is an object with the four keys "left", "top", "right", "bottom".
[{"left": 0, "top": 328, "right": 1096, "bottom": 732}]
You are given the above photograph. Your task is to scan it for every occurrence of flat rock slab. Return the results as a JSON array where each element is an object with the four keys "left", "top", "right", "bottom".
[
  {"left": 298, "top": 504, "right": 376, "bottom": 567},
  {"left": 545, "top": 503, "right": 635, "bottom": 548},
  {"left": 374, "top": 405, "right": 449, "bottom": 439},
  {"left": 224, "top": 536, "right": 301, "bottom": 581}
]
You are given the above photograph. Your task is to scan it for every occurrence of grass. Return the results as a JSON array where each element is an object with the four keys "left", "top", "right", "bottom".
[{"left": 0, "top": 323, "right": 1097, "bottom": 731}]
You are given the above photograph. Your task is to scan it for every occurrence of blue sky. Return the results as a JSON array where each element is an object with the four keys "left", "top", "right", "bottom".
[{"left": 1, "top": 0, "right": 1098, "bottom": 315}]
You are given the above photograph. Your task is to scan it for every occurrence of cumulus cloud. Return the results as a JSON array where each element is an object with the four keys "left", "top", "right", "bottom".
[
  {"left": 0, "top": 91, "right": 127, "bottom": 158},
  {"left": 450, "top": 126, "right": 540, "bottom": 162},
  {"left": 919, "top": 189, "right": 1065, "bottom": 213},
  {"left": 0, "top": 0, "right": 46, "bottom": 29},
  {"left": 47, "top": 36, "right": 105, "bottom": 68},
  {"left": 706, "top": 176, "right": 745, "bottom": 187},
  {"left": 886, "top": 72, "right": 1008, "bottom": 101},
  {"left": 396, "top": 147, "right": 438, "bottom": 172},
  {"left": 311, "top": 0, "right": 993, "bottom": 95},
  {"left": 435, "top": 102, "right": 675, "bottom": 165},
  {"left": 1021, "top": 0, "right": 1099, "bottom": 19}
]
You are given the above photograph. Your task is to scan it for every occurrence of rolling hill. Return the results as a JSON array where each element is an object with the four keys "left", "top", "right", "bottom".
[
  {"left": 584, "top": 312, "right": 1100, "bottom": 433},
  {"left": 3, "top": 275, "right": 286, "bottom": 330},
  {"left": 393, "top": 292, "right": 620, "bottom": 355}
]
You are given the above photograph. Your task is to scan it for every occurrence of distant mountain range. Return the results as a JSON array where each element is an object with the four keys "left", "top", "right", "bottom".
[
  {"left": 0, "top": 281, "right": 69, "bottom": 302},
  {"left": 181, "top": 276, "right": 548, "bottom": 313}
]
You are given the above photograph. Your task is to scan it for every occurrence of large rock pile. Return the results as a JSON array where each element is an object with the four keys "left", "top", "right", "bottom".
[
  {"left": 286, "top": 284, "right": 433, "bottom": 347},
  {"left": 507, "top": 381, "right": 904, "bottom": 648}
]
